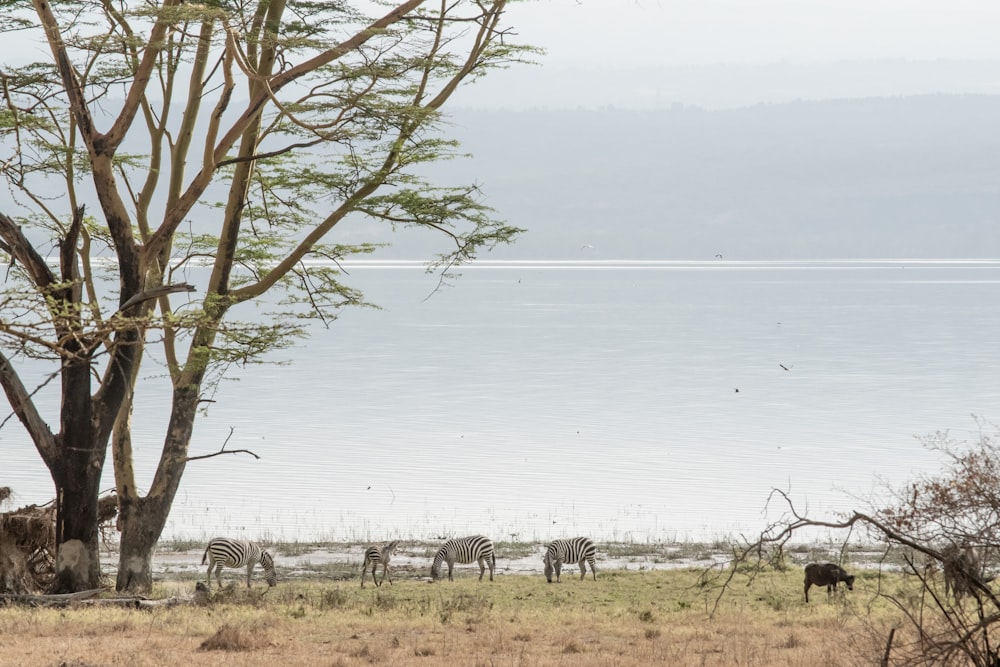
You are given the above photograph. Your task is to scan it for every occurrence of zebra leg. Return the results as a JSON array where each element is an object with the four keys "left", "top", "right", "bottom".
[
  {"left": 478, "top": 557, "right": 486, "bottom": 581},
  {"left": 554, "top": 560, "right": 562, "bottom": 583},
  {"left": 590, "top": 560, "right": 597, "bottom": 581},
  {"left": 578, "top": 559, "right": 587, "bottom": 580},
  {"left": 360, "top": 562, "right": 367, "bottom": 588},
  {"left": 487, "top": 556, "right": 495, "bottom": 581},
  {"left": 448, "top": 560, "right": 455, "bottom": 581},
  {"left": 214, "top": 564, "right": 223, "bottom": 588},
  {"left": 382, "top": 564, "right": 392, "bottom": 586},
  {"left": 246, "top": 562, "right": 254, "bottom": 588}
]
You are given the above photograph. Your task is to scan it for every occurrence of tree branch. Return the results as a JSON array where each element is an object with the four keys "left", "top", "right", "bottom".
[
  {"left": 142, "top": 0, "right": 428, "bottom": 265},
  {"left": 185, "top": 427, "right": 260, "bottom": 462},
  {"left": 186, "top": 448, "right": 261, "bottom": 463},
  {"left": 0, "top": 212, "right": 57, "bottom": 291},
  {"left": 103, "top": 0, "right": 186, "bottom": 152},
  {"left": 117, "top": 283, "right": 196, "bottom": 314},
  {"left": 0, "top": 347, "right": 58, "bottom": 467}
]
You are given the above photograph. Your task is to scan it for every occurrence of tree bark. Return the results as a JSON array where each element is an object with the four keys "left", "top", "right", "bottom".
[
  {"left": 115, "top": 386, "right": 200, "bottom": 593},
  {"left": 51, "top": 354, "right": 105, "bottom": 593},
  {"left": 51, "top": 462, "right": 103, "bottom": 593},
  {"left": 115, "top": 497, "right": 157, "bottom": 593}
]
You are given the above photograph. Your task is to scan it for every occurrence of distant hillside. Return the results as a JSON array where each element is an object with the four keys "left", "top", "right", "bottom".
[
  {"left": 369, "top": 94, "right": 1000, "bottom": 260},
  {"left": 450, "top": 61, "right": 1000, "bottom": 112}
]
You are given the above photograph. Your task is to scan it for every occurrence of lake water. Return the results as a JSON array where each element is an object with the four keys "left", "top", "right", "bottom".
[{"left": 3, "top": 259, "right": 999, "bottom": 545}]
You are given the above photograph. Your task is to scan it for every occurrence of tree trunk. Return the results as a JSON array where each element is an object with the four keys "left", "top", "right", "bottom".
[
  {"left": 51, "top": 360, "right": 105, "bottom": 594},
  {"left": 115, "top": 387, "right": 199, "bottom": 594},
  {"left": 115, "top": 497, "right": 158, "bottom": 593},
  {"left": 51, "top": 463, "right": 103, "bottom": 593}
]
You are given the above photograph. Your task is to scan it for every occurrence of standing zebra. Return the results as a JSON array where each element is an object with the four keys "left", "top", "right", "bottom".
[
  {"left": 543, "top": 537, "right": 597, "bottom": 583},
  {"left": 201, "top": 537, "right": 278, "bottom": 588},
  {"left": 361, "top": 540, "right": 400, "bottom": 588},
  {"left": 430, "top": 535, "right": 496, "bottom": 582}
]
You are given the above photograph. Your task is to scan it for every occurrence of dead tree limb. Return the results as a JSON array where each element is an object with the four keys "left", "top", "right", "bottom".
[
  {"left": 0, "top": 587, "right": 104, "bottom": 605},
  {"left": 186, "top": 448, "right": 261, "bottom": 463},
  {"left": 186, "top": 426, "right": 260, "bottom": 462}
]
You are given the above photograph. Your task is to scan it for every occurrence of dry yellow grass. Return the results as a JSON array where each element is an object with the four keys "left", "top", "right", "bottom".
[{"left": 0, "top": 567, "right": 903, "bottom": 666}]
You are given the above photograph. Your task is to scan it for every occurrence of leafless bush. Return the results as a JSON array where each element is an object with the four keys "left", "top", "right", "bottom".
[{"left": 711, "top": 419, "right": 1000, "bottom": 666}]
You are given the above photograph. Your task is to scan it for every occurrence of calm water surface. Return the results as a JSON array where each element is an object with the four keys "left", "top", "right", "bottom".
[{"left": 4, "top": 260, "right": 999, "bottom": 544}]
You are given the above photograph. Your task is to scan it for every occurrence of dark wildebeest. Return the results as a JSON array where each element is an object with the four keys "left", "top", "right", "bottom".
[
  {"left": 804, "top": 562, "right": 855, "bottom": 602},
  {"left": 942, "top": 544, "right": 990, "bottom": 601}
]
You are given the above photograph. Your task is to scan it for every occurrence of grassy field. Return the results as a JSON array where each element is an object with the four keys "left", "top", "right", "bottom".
[{"left": 0, "top": 563, "right": 910, "bottom": 667}]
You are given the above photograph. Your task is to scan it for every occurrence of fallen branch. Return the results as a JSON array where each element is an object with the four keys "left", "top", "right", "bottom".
[
  {"left": 0, "top": 589, "right": 192, "bottom": 609},
  {"left": 0, "top": 587, "right": 104, "bottom": 605}
]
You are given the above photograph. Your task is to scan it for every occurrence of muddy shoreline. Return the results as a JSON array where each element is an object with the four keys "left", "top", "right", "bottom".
[{"left": 102, "top": 540, "right": 871, "bottom": 584}]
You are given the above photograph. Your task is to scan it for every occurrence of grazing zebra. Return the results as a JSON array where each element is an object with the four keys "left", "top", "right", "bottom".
[
  {"left": 430, "top": 535, "right": 496, "bottom": 582},
  {"left": 201, "top": 537, "right": 277, "bottom": 588},
  {"left": 543, "top": 537, "right": 597, "bottom": 583},
  {"left": 361, "top": 540, "right": 400, "bottom": 588}
]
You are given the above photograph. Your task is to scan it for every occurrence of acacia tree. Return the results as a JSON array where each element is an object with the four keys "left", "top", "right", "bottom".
[{"left": 0, "top": 0, "right": 530, "bottom": 593}]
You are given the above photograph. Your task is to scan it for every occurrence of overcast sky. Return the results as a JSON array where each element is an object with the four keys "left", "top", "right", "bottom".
[
  {"left": 8, "top": 2, "right": 1000, "bottom": 109},
  {"left": 448, "top": 1, "right": 1000, "bottom": 108},
  {"left": 511, "top": 0, "right": 1000, "bottom": 66}
]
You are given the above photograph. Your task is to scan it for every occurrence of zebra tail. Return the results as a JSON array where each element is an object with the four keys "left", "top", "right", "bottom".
[{"left": 201, "top": 545, "right": 210, "bottom": 565}]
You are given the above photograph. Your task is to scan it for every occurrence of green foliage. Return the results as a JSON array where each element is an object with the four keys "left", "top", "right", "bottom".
[{"left": 1, "top": 1, "right": 530, "bottom": 369}]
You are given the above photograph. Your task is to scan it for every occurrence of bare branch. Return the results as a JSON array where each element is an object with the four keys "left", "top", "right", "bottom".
[
  {"left": 185, "top": 427, "right": 260, "bottom": 462},
  {"left": 185, "top": 448, "right": 261, "bottom": 463}
]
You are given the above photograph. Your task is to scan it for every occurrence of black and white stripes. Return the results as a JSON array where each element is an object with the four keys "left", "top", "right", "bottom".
[
  {"left": 543, "top": 537, "right": 597, "bottom": 583},
  {"left": 431, "top": 535, "right": 496, "bottom": 582},
  {"left": 201, "top": 537, "right": 278, "bottom": 588},
  {"left": 361, "top": 540, "right": 399, "bottom": 588}
]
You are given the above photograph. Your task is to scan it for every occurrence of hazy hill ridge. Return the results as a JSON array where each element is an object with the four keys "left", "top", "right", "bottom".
[{"left": 397, "top": 94, "right": 1000, "bottom": 260}]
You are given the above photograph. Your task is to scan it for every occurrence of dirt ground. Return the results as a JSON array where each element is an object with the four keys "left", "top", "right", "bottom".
[{"left": 0, "top": 566, "right": 880, "bottom": 667}]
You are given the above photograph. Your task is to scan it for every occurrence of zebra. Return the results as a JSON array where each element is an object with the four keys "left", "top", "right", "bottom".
[
  {"left": 543, "top": 537, "right": 597, "bottom": 583},
  {"left": 430, "top": 535, "right": 496, "bottom": 582},
  {"left": 361, "top": 540, "right": 400, "bottom": 588},
  {"left": 201, "top": 537, "right": 278, "bottom": 588}
]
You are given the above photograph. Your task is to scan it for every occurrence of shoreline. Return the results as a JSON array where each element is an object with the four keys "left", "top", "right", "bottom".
[{"left": 105, "top": 539, "right": 884, "bottom": 584}]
